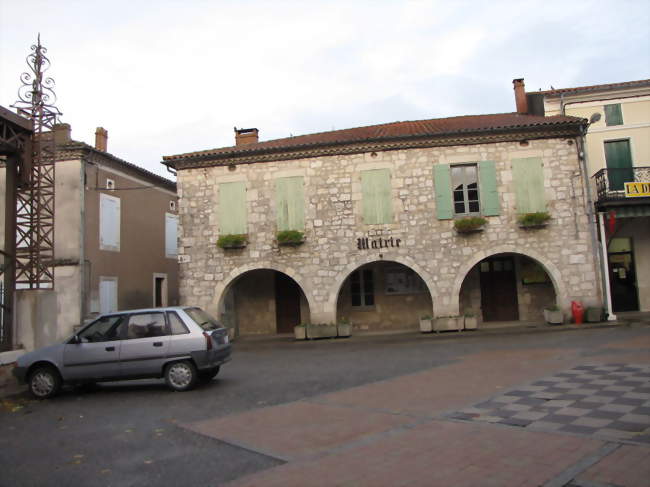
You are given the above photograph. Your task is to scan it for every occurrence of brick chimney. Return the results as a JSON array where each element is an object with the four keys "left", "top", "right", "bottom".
[
  {"left": 513, "top": 78, "right": 528, "bottom": 114},
  {"left": 234, "top": 127, "right": 259, "bottom": 146},
  {"left": 52, "top": 123, "right": 71, "bottom": 145},
  {"left": 95, "top": 127, "right": 108, "bottom": 152}
]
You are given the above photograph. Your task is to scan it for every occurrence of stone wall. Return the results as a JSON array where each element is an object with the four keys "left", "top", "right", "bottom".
[{"left": 176, "top": 137, "right": 603, "bottom": 332}]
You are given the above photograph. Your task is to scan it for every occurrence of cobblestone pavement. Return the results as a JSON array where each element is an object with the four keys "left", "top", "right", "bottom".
[
  {"left": 447, "top": 363, "right": 650, "bottom": 445},
  {"left": 185, "top": 328, "right": 650, "bottom": 487}
]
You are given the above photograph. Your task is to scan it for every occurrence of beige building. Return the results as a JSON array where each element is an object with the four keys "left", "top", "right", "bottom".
[
  {"left": 535, "top": 80, "right": 650, "bottom": 314},
  {"left": 163, "top": 80, "right": 603, "bottom": 336},
  {"left": 1, "top": 125, "right": 179, "bottom": 351}
]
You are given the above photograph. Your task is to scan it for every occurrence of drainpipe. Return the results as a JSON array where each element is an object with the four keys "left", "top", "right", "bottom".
[{"left": 598, "top": 212, "right": 617, "bottom": 321}]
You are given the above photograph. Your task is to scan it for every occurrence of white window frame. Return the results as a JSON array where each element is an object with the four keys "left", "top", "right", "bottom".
[
  {"left": 165, "top": 212, "right": 179, "bottom": 259},
  {"left": 451, "top": 163, "right": 480, "bottom": 216},
  {"left": 99, "top": 193, "right": 121, "bottom": 251},
  {"left": 99, "top": 276, "right": 118, "bottom": 314}
]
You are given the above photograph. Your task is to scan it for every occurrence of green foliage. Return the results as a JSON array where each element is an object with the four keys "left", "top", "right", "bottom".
[
  {"left": 453, "top": 216, "right": 487, "bottom": 233},
  {"left": 277, "top": 230, "right": 305, "bottom": 245},
  {"left": 545, "top": 304, "right": 560, "bottom": 311},
  {"left": 217, "top": 234, "right": 247, "bottom": 249},
  {"left": 518, "top": 211, "right": 551, "bottom": 227},
  {"left": 420, "top": 315, "right": 432, "bottom": 320}
]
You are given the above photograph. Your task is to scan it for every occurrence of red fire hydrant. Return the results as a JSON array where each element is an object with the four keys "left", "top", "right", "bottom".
[{"left": 571, "top": 301, "right": 584, "bottom": 325}]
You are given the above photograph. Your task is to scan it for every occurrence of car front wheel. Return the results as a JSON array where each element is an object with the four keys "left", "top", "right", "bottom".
[
  {"left": 28, "top": 366, "right": 62, "bottom": 399},
  {"left": 164, "top": 361, "right": 198, "bottom": 392}
]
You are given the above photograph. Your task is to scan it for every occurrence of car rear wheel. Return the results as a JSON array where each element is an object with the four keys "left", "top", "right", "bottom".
[
  {"left": 198, "top": 366, "right": 220, "bottom": 383},
  {"left": 164, "top": 361, "right": 198, "bottom": 392},
  {"left": 28, "top": 366, "right": 62, "bottom": 399}
]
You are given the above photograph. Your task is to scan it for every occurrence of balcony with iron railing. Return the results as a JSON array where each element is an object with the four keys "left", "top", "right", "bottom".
[{"left": 593, "top": 166, "right": 650, "bottom": 203}]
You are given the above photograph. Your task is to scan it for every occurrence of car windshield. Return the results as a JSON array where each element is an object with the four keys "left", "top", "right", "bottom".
[{"left": 184, "top": 308, "right": 221, "bottom": 331}]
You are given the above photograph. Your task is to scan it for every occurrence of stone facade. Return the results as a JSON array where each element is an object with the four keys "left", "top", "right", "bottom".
[{"left": 175, "top": 135, "right": 603, "bottom": 334}]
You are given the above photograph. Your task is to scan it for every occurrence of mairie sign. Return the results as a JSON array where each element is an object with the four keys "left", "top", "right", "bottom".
[{"left": 624, "top": 182, "right": 650, "bottom": 198}]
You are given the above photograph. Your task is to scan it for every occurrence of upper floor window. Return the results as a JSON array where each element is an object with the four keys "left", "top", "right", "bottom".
[
  {"left": 451, "top": 164, "right": 480, "bottom": 215},
  {"left": 276, "top": 176, "right": 305, "bottom": 231},
  {"left": 100, "top": 193, "right": 120, "bottom": 251},
  {"left": 165, "top": 213, "right": 178, "bottom": 258},
  {"left": 434, "top": 161, "right": 500, "bottom": 220},
  {"left": 604, "top": 104, "right": 623, "bottom": 126},
  {"left": 219, "top": 181, "right": 247, "bottom": 235},
  {"left": 361, "top": 169, "right": 393, "bottom": 224}
]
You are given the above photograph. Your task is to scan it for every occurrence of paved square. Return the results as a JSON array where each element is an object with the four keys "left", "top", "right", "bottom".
[{"left": 448, "top": 364, "right": 650, "bottom": 444}]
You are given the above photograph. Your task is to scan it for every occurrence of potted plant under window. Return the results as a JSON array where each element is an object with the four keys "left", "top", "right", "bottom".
[
  {"left": 518, "top": 212, "right": 551, "bottom": 229},
  {"left": 294, "top": 323, "right": 307, "bottom": 340},
  {"left": 337, "top": 319, "right": 352, "bottom": 338},
  {"left": 277, "top": 230, "right": 305, "bottom": 246},
  {"left": 464, "top": 311, "right": 478, "bottom": 330},
  {"left": 454, "top": 217, "right": 487, "bottom": 234},
  {"left": 543, "top": 305, "right": 564, "bottom": 325},
  {"left": 217, "top": 234, "right": 247, "bottom": 249},
  {"left": 434, "top": 316, "right": 464, "bottom": 332},
  {"left": 419, "top": 315, "right": 433, "bottom": 333}
]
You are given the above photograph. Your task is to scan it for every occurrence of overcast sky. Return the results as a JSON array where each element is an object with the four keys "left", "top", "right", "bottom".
[{"left": 1, "top": 0, "right": 649, "bottom": 179}]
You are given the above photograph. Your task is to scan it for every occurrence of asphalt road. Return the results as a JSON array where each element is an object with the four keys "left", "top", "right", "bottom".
[{"left": 1, "top": 325, "right": 648, "bottom": 487}]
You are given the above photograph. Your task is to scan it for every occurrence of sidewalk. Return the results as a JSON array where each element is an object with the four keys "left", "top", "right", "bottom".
[{"left": 184, "top": 329, "right": 650, "bottom": 486}]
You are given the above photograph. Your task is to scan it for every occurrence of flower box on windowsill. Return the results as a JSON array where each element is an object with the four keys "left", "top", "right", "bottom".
[
  {"left": 277, "top": 230, "right": 305, "bottom": 247},
  {"left": 306, "top": 323, "right": 337, "bottom": 339},
  {"left": 454, "top": 217, "right": 487, "bottom": 234},
  {"left": 217, "top": 234, "right": 248, "bottom": 249},
  {"left": 518, "top": 212, "right": 551, "bottom": 229}
]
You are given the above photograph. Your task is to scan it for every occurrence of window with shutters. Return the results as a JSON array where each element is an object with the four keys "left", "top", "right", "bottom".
[
  {"left": 604, "top": 104, "right": 623, "bottom": 126},
  {"left": 361, "top": 169, "right": 393, "bottom": 224},
  {"left": 219, "top": 181, "right": 247, "bottom": 235},
  {"left": 512, "top": 157, "right": 546, "bottom": 214},
  {"left": 165, "top": 213, "right": 178, "bottom": 258},
  {"left": 350, "top": 269, "right": 374, "bottom": 308},
  {"left": 434, "top": 161, "right": 500, "bottom": 220},
  {"left": 99, "top": 193, "right": 121, "bottom": 251},
  {"left": 275, "top": 176, "right": 305, "bottom": 231}
]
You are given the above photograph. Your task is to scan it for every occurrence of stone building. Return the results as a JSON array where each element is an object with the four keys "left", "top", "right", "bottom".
[
  {"left": 163, "top": 80, "right": 603, "bottom": 336},
  {"left": 534, "top": 79, "right": 650, "bottom": 315}
]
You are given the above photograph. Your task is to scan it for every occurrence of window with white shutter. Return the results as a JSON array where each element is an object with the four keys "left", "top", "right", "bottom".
[
  {"left": 99, "top": 193, "right": 121, "bottom": 251},
  {"left": 165, "top": 213, "right": 178, "bottom": 258}
]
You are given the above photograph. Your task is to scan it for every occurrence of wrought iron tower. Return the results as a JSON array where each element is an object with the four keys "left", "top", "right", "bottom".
[{"left": 11, "top": 34, "right": 62, "bottom": 288}]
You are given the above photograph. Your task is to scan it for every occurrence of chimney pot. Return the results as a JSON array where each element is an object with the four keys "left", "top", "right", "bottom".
[
  {"left": 95, "top": 127, "right": 108, "bottom": 152},
  {"left": 52, "top": 123, "right": 71, "bottom": 145},
  {"left": 513, "top": 78, "right": 528, "bottom": 114},
  {"left": 234, "top": 127, "right": 259, "bottom": 146}
]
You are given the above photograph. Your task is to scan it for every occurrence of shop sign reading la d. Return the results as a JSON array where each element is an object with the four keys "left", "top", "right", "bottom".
[{"left": 625, "top": 182, "right": 650, "bottom": 198}]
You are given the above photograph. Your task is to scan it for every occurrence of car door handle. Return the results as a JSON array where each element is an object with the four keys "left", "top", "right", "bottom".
[
  {"left": 153, "top": 342, "right": 163, "bottom": 347},
  {"left": 105, "top": 346, "right": 115, "bottom": 352}
]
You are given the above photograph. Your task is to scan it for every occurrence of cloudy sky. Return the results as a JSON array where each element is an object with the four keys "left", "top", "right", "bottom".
[{"left": 1, "top": 0, "right": 648, "bottom": 179}]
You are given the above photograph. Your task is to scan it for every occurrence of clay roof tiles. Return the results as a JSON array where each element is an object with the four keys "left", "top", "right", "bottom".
[
  {"left": 163, "top": 112, "right": 584, "bottom": 164},
  {"left": 536, "top": 79, "right": 650, "bottom": 97}
]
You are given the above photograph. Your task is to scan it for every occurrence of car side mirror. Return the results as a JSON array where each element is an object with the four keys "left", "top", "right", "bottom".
[{"left": 70, "top": 335, "right": 81, "bottom": 344}]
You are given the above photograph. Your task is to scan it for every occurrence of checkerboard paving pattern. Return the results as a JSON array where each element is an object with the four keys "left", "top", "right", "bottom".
[{"left": 447, "top": 364, "right": 650, "bottom": 444}]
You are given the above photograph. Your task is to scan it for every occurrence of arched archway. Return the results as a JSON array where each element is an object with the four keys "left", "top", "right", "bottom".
[
  {"left": 214, "top": 265, "right": 312, "bottom": 336},
  {"left": 455, "top": 248, "right": 563, "bottom": 324},
  {"left": 333, "top": 258, "right": 434, "bottom": 332}
]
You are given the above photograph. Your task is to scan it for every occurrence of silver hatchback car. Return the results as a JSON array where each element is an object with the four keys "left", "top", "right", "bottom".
[{"left": 13, "top": 306, "right": 232, "bottom": 398}]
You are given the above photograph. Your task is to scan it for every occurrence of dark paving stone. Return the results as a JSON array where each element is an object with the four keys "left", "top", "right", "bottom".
[
  {"left": 560, "top": 424, "right": 598, "bottom": 435},
  {"left": 606, "top": 421, "right": 647, "bottom": 433},
  {"left": 516, "top": 397, "right": 548, "bottom": 406},
  {"left": 541, "top": 414, "right": 580, "bottom": 424},
  {"left": 616, "top": 397, "right": 647, "bottom": 407},
  {"left": 598, "top": 389, "right": 624, "bottom": 397},
  {"left": 571, "top": 401, "right": 605, "bottom": 410},
  {"left": 498, "top": 418, "right": 531, "bottom": 427},
  {"left": 632, "top": 407, "right": 650, "bottom": 416},
  {"left": 585, "top": 410, "right": 624, "bottom": 420}
]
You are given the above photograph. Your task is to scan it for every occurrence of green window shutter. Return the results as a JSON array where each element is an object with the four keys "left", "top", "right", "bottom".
[
  {"left": 512, "top": 157, "right": 546, "bottom": 214},
  {"left": 219, "top": 181, "right": 247, "bottom": 234},
  {"left": 361, "top": 169, "right": 392, "bottom": 224},
  {"left": 604, "top": 140, "right": 634, "bottom": 191},
  {"left": 478, "top": 160, "right": 500, "bottom": 216},
  {"left": 434, "top": 164, "right": 453, "bottom": 220},
  {"left": 604, "top": 104, "right": 623, "bottom": 126},
  {"left": 276, "top": 177, "right": 305, "bottom": 230}
]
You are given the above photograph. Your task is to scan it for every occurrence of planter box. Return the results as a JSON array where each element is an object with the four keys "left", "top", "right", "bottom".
[
  {"left": 434, "top": 317, "right": 463, "bottom": 332},
  {"left": 294, "top": 326, "right": 306, "bottom": 340},
  {"left": 278, "top": 239, "right": 305, "bottom": 247},
  {"left": 585, "top": 307, "right": 603, "bottom": 323},
  {"left": 337, "top": 323, "right": 351, "bottom": 337},
  {"left": 464, "top": 316, "right": 478, "bottom": 330},
  {"left": 307, "top": 324, "right": 337, "bottom": 339},
  {"left": 519, "top": 223, "right": 548, "bottom": 230},
  {"left": 455, "top": 227, "right": 484, "bottom": 235},
  {"left": 419, "top": 318, "right": 433, "bottom": 333},
  {"left": 544, "top": 309, "right": 564, "bottom": 325}
]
